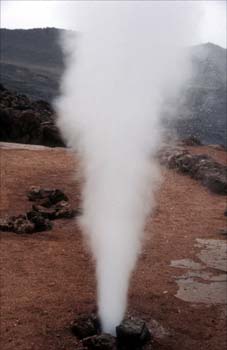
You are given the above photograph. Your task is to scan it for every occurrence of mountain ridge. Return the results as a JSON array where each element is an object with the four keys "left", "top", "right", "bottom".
[{"left": 0, "top": 28, "right": 226, "bottom": 146}]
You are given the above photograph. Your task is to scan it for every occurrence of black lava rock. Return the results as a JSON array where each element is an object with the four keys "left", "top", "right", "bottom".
[
  {"left": 182, "top": 136, "right": 202, "bottom": 146},
  {"left": 9, "top": 215, "right": 35, "bottom": 234},
  {"left": 27, "top": 186, "right": 68, "bottom": 206},
  {"left": 26, "top": 211, "right": 52, "bottom": 231},
  {"left": 31, "top": 201, "right": 76, "bottom": 220},
  {"left": 27, "top": 186, "right": 53, "bottom": 202},
  {"left": 116, "top": 318, "right": 151, "bottom": 349},
  {"left": 0, "top": 218, "right": 14, "bottom": 232},
  {"left": 53, "top": 201, "right": 76, "bottom": 219},
  {"left": 30, "top": 205, "right": 57, "bottom": 220},
  {"left": 82, "top": 334, "right": 117, "bottom": 350},
  {"left": 71, "top": 314, "right": 101, "bottom": 340},
  {"left": 48, "top": 189, "right": 68, "bottom": 205}
]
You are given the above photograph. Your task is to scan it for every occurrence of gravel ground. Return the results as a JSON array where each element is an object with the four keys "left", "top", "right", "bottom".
[{"left": 0, "top": 143, "right": 226, "bottom": 350}]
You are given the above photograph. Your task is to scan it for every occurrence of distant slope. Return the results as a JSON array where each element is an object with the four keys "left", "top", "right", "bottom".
[
  {"left": 0, "top": 28, "right": 64, "bottom": 101},
  {"left": 0, "top": 28, "right": 226, "bottom": 146},
  {"left": 0, "top": 27, "right": 64, "bottom": 68},
  {"left": 171, "top": 43, "right": 226, "bottom": 146}
]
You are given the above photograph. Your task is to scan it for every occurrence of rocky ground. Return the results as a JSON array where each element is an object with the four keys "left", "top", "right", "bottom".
[{"left": 0, "top": 142, "right": 226, "bottom": 350}]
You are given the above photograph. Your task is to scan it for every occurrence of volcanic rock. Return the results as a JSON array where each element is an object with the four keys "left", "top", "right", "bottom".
[
  {"left": 53, "top": 201, "right": 76, "bottom": 219},
  {"left": 32, "top": 201, "right": 76, "bottom": 220},
  {"left": 29, "top": 206, "right": 56, "bottom": 220},
  {"left": 116, "top": 318, "right": 151, "bottom": 349},
  {"left": 181, "top": 136, "right": 202, "bottom": 146},
  {"left": 48, "top": 190, "right": 69, "bottom": 205},
  {"left": 0, "top": 212, "right": 52, "bottom": 234},
  {"left": 26, "top": 211, "right": 52, "bottom": 231},
  {"left": 0, "top": 187, "right": 76, "bottom": 234},
  {"left": 0, "top": 218, "right": 14, "bottom": 232},
  {"left": 71, "top": 314, "right": 101, "bottom": 339},
  {"left": 12, "top": 216, "right": 35, "bottom": 234},
  {"left": 1, "top": 215, "right": 35, "bottom": 234},
  {"left": 71, "top": 314, "right": 152, "bottom": 349},
  {"left": 159, "top": 147, "right": 227, "bottom": 195},
  {"left": 201, "top": 171, "right": 227, "bottom": 195},
  {"left": 0, "top": 85, "right": 65, "bottom": 147},
  {"left": 82, "top": 334, "right": 117, "bottom": 350},
  {"left": 27, "top": 186, "right": 53, "bottom": 202},
  {"left": 27, "top": 186, "right": 68, "bottom": 205},
  {"left": 28, "top": 186, "right": 77, "bottom": 219}
]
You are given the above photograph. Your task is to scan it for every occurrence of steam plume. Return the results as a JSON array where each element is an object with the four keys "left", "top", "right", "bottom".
[{"left": 55, "top": 2, "right": 201, "bottom": 335}]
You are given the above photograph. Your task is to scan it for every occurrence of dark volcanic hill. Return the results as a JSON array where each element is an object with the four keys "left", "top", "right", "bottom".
[
  {"left": 170, "top": 43, "right": 227, "bottom": 147},
  {"left": 0, "top": 28, "right": 64, "bottom": 101},
  {"left": 0, "top": 28, "right": 226, "bottom": 146}
]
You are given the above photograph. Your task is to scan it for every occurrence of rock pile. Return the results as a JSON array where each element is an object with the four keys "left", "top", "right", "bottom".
[
  {"left": 180, "top": 136, "right": 202, "bottom": 146},
  {"left": 71, "top": 314, "right": 152, "bottom": 350},
  {"left": 27, "top": 186, "right": 79, "bottom": 220},
  {"left": 116, "top": 318, "right": 151, "bottom": 349},
  {"left": 0, "top": 186, "right": 79, "bottom": 234},
  {"left": 71, "top": 314, "right": 101, "bottom": 340},
  {"left": 0, "top": 84, "right": 64, "bottom": 147},
  {"left": 159, "top": 147, "right": 227, "bottom": 195},
  {"left": 0, "top": 213, "right": 52, "bottom": 234}
]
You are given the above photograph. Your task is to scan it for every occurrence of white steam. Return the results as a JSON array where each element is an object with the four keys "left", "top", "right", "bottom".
[{"left": 55, "top": 2, "right": 202, "bottom": 335}]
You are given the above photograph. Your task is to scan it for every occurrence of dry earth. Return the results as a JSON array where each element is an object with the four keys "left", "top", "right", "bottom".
[{"left": 0, "top": 143, "right": 226, "bottom": 350}]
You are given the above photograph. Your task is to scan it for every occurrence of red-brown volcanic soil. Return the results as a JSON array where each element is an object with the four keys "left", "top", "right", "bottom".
[{"left": 0, "top": 143, "right": 226, "bottom": 350}]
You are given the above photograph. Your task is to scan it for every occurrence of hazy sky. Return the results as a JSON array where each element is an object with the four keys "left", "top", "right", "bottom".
[{"left": 1, "top": 0, "right": 226, "bottom": 48}]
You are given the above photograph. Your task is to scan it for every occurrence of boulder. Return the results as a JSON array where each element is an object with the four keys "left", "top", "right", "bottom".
[
  {"left": 53, "top": 201, "right": 76, "bottom": 219},
  {"left": 12, "top": 216, "right": 35, "bottom": 234},
  {"left": 201, "top": 171, "right": 227, "bottom": 195},
  {"left": 48, "top": 189, "right": 69, "bottom": 205},
  {"left": 31, "top": 201, "right": 76, "bottom": 220},
  {"left": 82, "top": 334, "right": 117, "bottom": 350},
  {"left": 26, "top": 211, "right": 52, "bottom": 231},
  {"left": 27, "top": 186, "right": 68, "bottom": 205},
  {"left": 71, "top": 314, "right": 152, "bottom": 350},
  {"left": 181, "top": 136, "right": 202, "bottom": 146},
  {"left": 0, "top": 218, "right": 14, "bottom": 232},
  {"left": 27, "top": 186, "right": 53, "bottom": 202},
  {"left": 71, "top": 314, "right": 101, "bottom": 339},
  {"left": 5, "top": 215, "right": 35, "bottom": 234},
  {"left": 29, "top": 206, "right": 56, "bottom": 220},
  {"left": 116, "top": 318, "right": 151, "bottom": 349},
  {"left": 0, "top": 212, "right": 52, "bottom": 234}
]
